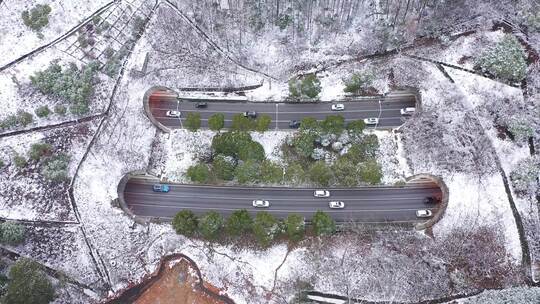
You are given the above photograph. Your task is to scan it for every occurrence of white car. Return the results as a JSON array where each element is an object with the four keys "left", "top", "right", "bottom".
[
  {"left": 331, "top": 104, "right": 345, "bottom": 111},
  {"left": 329, "top": 201, "right": 345, "bottom": 209},
  {"left": 400, "top": 107, "right": 416, "bottom": 115},
  {"left": 314, "top": 190, "right": 330, "bottom": 198},
  {"left": 252, "top": 200, "right": 270, "bottom": 208},
  {"left": 166, "top": 110, "right": 181, "bottom": 118},
  {"left": 416, "top": 209, "right": 433, "bottom": 218},
  {"left": 363, "top": 117, "right": 379, "bottom": 125}
]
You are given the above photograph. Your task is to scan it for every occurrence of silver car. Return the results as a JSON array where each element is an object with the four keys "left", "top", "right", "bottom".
[
  {"left": 331, "top": 104, "right": 345, "bottom": 111},
  {"left": 416, "top": 209, "right": 433, "bottom": 218},
  {"left": 363, "top": 117, "right": 379, "bottom": 125},
  {"left": 314, "top": 190, "right": 330, "bottom": 198},
  {"left": 166, "top": 110, "right": 181, "bottom": 118},
  {"left": 329, "top": 201, "right": 345, "bottom": 209}
]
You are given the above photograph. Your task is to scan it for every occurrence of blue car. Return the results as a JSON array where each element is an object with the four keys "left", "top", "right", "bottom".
[{"left": 152, "top": 184, "right": 170, "bottom": 193}]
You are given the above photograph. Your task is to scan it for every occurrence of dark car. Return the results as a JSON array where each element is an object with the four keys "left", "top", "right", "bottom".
[
  {"left": 423, "top": 196, "right": 436, "bottom": 204},
  {"left": 289, "top": 120, "right": 301, "bottom": 128},
  {"left": 243, "top": 111, "right": 257, "bottom": 118},
  {"left": 152, "top": 184, "right": 170, "bottom": 193},
  {"left": 195, "top": 102, "right": 208, "bottom": 108}
]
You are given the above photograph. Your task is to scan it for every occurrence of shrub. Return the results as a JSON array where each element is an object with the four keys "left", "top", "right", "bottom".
[
  {"left": 103, "top": 47, "right": 115, "bottom": 59},
  {"left": 41, "top": 154, "right": 70, "bottom": 183},
  {"left": 212, "top": 154, "right": 236, "bottom": 181},
  {"left": 30, "top": 62, "right": 98, "bottom": 113},
  {"left": 255, "top": 114, "right": 272, "bottom": 132},
  {"left": 34, "top": 105, "right": 50, "bottom": 118},
  {"left": 235, "top": 160, "right": 260, "bottom": 184},
  {"left": 187, "top": 164, "right": 210, "bottom": 183},
  {"left": 13, "top": 155, "right": 27, "bottom": 168},
  {"left": 231, "top": 114, "right": 254, "bottom": 131},
  {"left": 172, "top": 210, "right": 198, "bottom": 236},
  {"left": 198, "top": 211, "right": 224, "bottom": 240},
  {"left": 226, "top": 209, "right": 253, "bottom": 236},
  {"left": 359, "top": 159, "right": 382, "bottom": 184},
  {"left": 208, "top": 113, "right": 225, "bottom": 131},
  {"left": 3, "top": 258, "right": 54, "bottom": 304},
  {"left": 343, "top": 72, "right": 374, "bottom": 94},
  {"left": 28, "top": 142, "right": 52, "bottom": 161},
  {"left": 212, "top": 132, "right": 252, "bottom": 158},
  {"left": 476, "top": 35, "right": 527, "bottom": 82},
  {"left": 285, "top": 214, "right": 305, "bottom": 241},
  {"left": 284, "top": 163, "right": 306, "bottom": 184},
  {"left": 321, "top": 115, "right": 345, "bottom": 135},
  {"left": 21, "top": 4, "right": 52, "bottom": 32},
  {"left": 289, "top": 74, "right": 321, "bottom": 99},
  {"left": 347, "top": 120, "right": 366, "bottom": 134},
  {"left": 77, "top": 35, "right": 89, "bottom": 48},
  {"left": 0, "top": 159, "right": 4, "bottom": 168},
  {"left": 53, "top": 104, "right": 67, "bottom": 115},
  {"left": 17, "top": 110, "right": 33, "bottom": 126},
  {"left": 69, "top": 102, "right": 89, "bottom": 115},
  {"left": 252, "top": 212, "right": 280, "bottom": 246},
  {"left": 300, "top": 117, "right": 320, "bottom": 131},
  {"left": 259, "top": 160, "right": 283, "bottom": 184},
  {"left": 238, "top": 141, "right": 265, "bottom": 162},
  {"left": 332, "top": 157, "right": 360, "bottom": 187},
  {"left": 0, "top": 115, "right": 19, "bottom": 130},
  {"left": 308, "top": 161, "right": 332, "bottom": 186},
  {"left": 292, "top": 132, "right": 316, "bottom": 158},
  {"left": 510, "top": 156, "right": 540, "bottom": 196},
  {"left": 508, "top": 119, "right": 534, "bottom": 142},
  {"left": 0, "top": 222, "right": 25, "bottom": 245},
  {"left": 185, "top": 113, "right": 201, "bottom": 131},
  {"left": 312, "top": 210, "right": 336, "bottom": 235},
  {"left": 131, "top": 16, "right": 146, "bottom": 38}
]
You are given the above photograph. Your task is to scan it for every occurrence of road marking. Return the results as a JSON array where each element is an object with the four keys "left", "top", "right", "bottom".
[{"left": 150, "top": 107, "right": 408, "bottom": 114}]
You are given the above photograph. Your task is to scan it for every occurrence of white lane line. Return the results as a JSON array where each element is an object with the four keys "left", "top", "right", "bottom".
[
  {"left": 128, "top": 203, "right": 436, "bottom": 212},
  {"left": 153, "top": 117, "right": 404, "bottom": 122},
  {"left": 124, "top": 192, "right": 430, "bottom": 201},
  {"left": 150, "top": 107, "right": 408, "bottom": 114}
]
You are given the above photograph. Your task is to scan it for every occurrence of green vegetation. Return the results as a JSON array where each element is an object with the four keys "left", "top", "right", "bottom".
[
  {"left": 285, "top": 214, "right": 305, "bottom": 241},
  {"left": 255, "top": 114, "right": 272, "bottom": 132},
  {"left": 131, "top": 16, "right": 146, "bottom": 38},
  {"left": 510, "top": 156, "right": 540, "bottom": 197},
  {"left": 289, "top": 74, "right": 322, "bottom": 99},
  {"left": 343, "top": 71, "right": 374, "bottom": 94},
  {"left": 0, "top": 222, "right": 25, "bottom": 245},
  {"left": 212, "top": 155, "right": 236, "bottom": 181},
  {"left": 41, "top": 153, "right": 70, "bottom": 182},
  {"left": 231, "top": 114, "right": 255, "bottom": 131},
  {"left": 359, "top": 159, "right": 383, "bottom": 185},
  {"left": 2, "top": 258, "right": 54, "bottom": 304},
  {"left": 208, "top": 113, "right": 225, "bottom": 131},
  {"left": 235, "top": 159, "right": 260, "bottom": 184},
  {"left": 225, "top": 209, "right": 253, "bottom": 236},
  {"left": 28, "top": 142, "right": 52, "bottom": 161},
  {"left": 198, "top": 211, "right": 224, "bottom": 240},
  {"left": 186, "top": 163, "right": 210, "bottom": 183},
  {"left": 312, "top": 210, "right": 336, "bottom": 235},
  {"left": 185, "top": 113, "right": 201, "bottom": 131},
  {"left": 172, "top": 210, "right": 198, "bottom": 236},
  {"left": 53, "top": 104, "right": 67, "bottom": 115},
  {"left": 13, "top": 155, "right": 27, "bottom": 168},
  {"left": 476, "top": 35, "right": 527, "bottom": 82},
  {"left": 30, "top": 62, "right": 99, "bottom": 115},
  {"left": 0, "top": 110, "right": 33, "bottom": 131},
  {"left": 308, "top": 161, "right": 333, "bottom": 186},
  {"left": 34, "top": 105, "right": 51, "bottom": 118},
  {"left": 21, "top": 4, "right": 52, "bottom": 32},
  {"left": 252, "top": 212, "right": 280, "bottom": 247}
]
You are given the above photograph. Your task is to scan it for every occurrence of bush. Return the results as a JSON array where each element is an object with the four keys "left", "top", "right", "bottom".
[
  {"left": 252, "top": 212, "right": 279, "bottom": 246},
  {"left": 332, "top": 157, "right": 360, "bottom": 187},
  {"left": 289, "top": 74, "right": 321, "bottom": 99},
  {"left": 300, "top": 117, "right": 320, "bottom": 132},
  {"left": 260, "top": 160, "right": 283, "bottom": 184},
  {"left": 231, "top": 114, "right": 255, "bottom": 131},
  {"left": 0, "top": 222, "right": 25, "bottom": 245},
  {"left": 198, "top": 211, "right": 224, "bottom": 240},
  {"left": 0, "top": 115, "right": 18, "bottom": 130},
  {"left": 292, "top": 132, "right": 316, "bottom": 158},
  {"left": 255, "top": 115, "right": 272, "bottom": 132},
  {"left": 212, "top": 154, "right": 236, "bottom": 181},
  {"left": 28, "top": 142, "right": 52, "bottom": 161},
  {"left": 235, "top": 160, "right": 260, "bottom": 184},
  {"left": 30, "top": 62, "right": 98, "bottom": 113},
  {"left": 308, "top": 161, "right": 332, "bottom": 186},
  {"left": 172, "top": 210, "right": 198, "bottom": 236},
  {"left": 34, "top": 105, "right": 50, "bottom": 118},
  {"left": 3, "top": 258, "right": 54, "bottom": 304},
  {"left": 226, "top": 209, "right": 253, "bottom": 236},
  {"left": 185, "top": 113, "right": 201, "bottom": 131},
  {"left": 41, "top": 154, "right": 70, "bottom": 183},
  {"left": 359, "top": 159, "right": 382, "bottom": 184},
  {"left": 510, "top": 156, "right": 540, "bottom": 196},
  {"left": 131, "top": 16, "right": 146, "bottom": 38},
  {"left": 13, "top": 155, "right": 27, "bottom": 168},
  {"left": 187, "top": 164, "right": 210, "bottom": 183},
  {"left": 476, "top": 35, "right": 527, "bottom": 82},
  {"left": 208, "top": 113, "right": 225, "bottom": 131},
  {"left": 53, "top": 104, "right": 67, "bottom": 115},
  {"left": 238, "top": 141, "right": 265, "bottom": 162},
  {"left": 17, "top": 110, "right": 33, "bottom": 126},
  {"left": 212, "top": 132, "right": 252, "bottom": 158},
  {"left": 0, "top": 159, "right": 4, "bottom": 168},
  {"left": 284, "top": 163, "right": 306, "bottom": 184},
  {"left": 321, "top": 115, "right": 345, "bottom": 135},
  {"left": 312, "top": 210, "right": 336, "bottom": 235},
  {"left": 347, "top": 120, "right": 366, "bottom": 134},
  {"left": 21, "top": 4, "right": 52, "bottom": 32},
  {"left": 285, "top": 214, "right": 305, "bottom": 241},
  {"left": 508, "top": 119, "right": 534, "bottom": 142},
  {"left": 343, "top": 72, "right": 374, "bottom": 94}
]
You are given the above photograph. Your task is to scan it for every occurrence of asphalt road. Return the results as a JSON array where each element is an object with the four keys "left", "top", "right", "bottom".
[
  {"left": 124, "top": 178, "right": 441, "bottom": 223},
  {"left": 148, "top": 92, "right": 416, "bottom": 130}
]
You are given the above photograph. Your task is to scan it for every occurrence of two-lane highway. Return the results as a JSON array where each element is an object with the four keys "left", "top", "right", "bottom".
[
  {"left": 148, "top": 92, "right": 416, "bottom": 130},
  {"left": 124, "top": 178, "right": 441, "bottom": 223}
]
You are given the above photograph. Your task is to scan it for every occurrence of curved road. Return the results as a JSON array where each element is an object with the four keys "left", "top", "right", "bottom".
[
  {"left": 148, "top": 91, "right": 416, "bottom": 130},
  {"left": 124, "top": 178, "right": 441, "bottom": 223}
]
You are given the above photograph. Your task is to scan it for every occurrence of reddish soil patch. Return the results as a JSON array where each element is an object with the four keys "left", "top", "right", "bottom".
[{"left": 135, "top": 259, "right": 226, "bottom": 304}]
